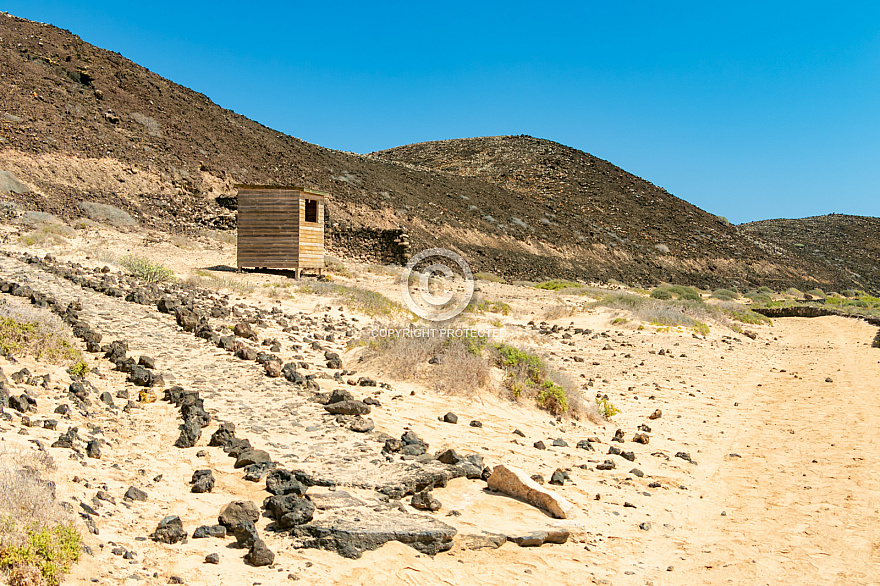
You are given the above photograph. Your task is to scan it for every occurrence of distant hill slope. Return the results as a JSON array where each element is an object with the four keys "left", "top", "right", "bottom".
[
  {"left": 740, "top": 215, "right": 880, "bottom": 295},
  {"left": 0, "top": 12, "right": 873, "bottom": 292}
]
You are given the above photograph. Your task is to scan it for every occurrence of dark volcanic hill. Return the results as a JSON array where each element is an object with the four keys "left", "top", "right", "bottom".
[
  {"left": 740, "top": 215, "right": 880, "bottom": 295},
  {"left": 0, "top": 12, "right": 874, "bottom": 292}
]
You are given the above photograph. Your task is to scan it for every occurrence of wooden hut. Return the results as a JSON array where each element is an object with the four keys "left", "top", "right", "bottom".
[{"left": 235, "top": 185, "right": 326, "bottom": 277}]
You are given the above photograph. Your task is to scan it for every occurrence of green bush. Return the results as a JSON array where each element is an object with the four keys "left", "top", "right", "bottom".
[
  {"left": 69, "top": 361, "right": 90, "bottom": 378},
  {"left": 651, "top": 285, "right": 702, "bottom": 301},
  {"left": 537, "top": 381, "right": 568, "bottom": 415},
  {"left": 716, "top": 301, "right": 773, "bottom": 325},
  {"left": 0, "top": 523, "right": 81, "bottom": 585},
  {"left": 0, "top": 306, "right": 81, "bottom": 364},
  {"left": 712, "top": 288, "right": 739, "bottom": 300},
  {"left": 650, "top": 288, "right": 673, "bottom": 300},
  {"left": 757, "top": 286, "right": 774, "bottom": 294},
  {"left": 805, "top": 288, "right": 826, "bottom": 299},
  {"left": 119, "top": 255, "right": 175, "bottom": 283},
  {"left": 745, "top": 291, "right": 772, "bottom": 304},
  {"left": 492, "top": 343, "right": 584, "bottom": 416}
]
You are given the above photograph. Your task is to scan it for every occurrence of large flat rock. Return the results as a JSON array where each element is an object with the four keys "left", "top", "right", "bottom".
[
  {"left": 290, "top": 508, "right": 457, "bottom": 559},
  {"left": 487, "top": 464, "right": 578, "bottom": 519}
]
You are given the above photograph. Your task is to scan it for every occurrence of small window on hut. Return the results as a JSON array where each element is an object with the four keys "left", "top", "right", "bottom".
[{"left": 304, "top": 199, "right": 318, "bottom": 223}]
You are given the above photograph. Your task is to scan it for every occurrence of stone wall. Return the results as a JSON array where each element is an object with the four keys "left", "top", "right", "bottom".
[{"left": 325, "top": 226, "right": 411, "bottom": 265}]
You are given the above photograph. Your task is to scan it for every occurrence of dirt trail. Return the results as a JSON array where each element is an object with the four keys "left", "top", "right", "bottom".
[{"left": 675, "top": 316, "right": 880, "bottom": 584}]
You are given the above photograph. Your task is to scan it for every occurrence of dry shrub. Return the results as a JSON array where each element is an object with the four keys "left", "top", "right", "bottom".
[
  {"left": 0, "top": 300, "right": 82, "bottom": 364},
  {"left": 542, "top": 303, "right": 579, "bottom": 321},
  {"left": 183, "top": 274, "right": 254, "bottom": 295},
  {"left": 360, "top": 325, "right": 490, "bottom": 395},
  {"left": 0, "top": 447, "right": 60, "bottom": 531},
  {"left": 0, "top": 446, "right": 81, "bottom": 586},
  {"left": 169, "top": 235, "right": 195, "bottom": 250},
  {"left": 18, "top": 223, "right": 75, "bottom": 248}
]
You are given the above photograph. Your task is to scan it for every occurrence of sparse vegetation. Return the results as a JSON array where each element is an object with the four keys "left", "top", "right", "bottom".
[
  {"left": 298, "top": 282, "right": 408, "bottom": 318},
  {"left": 711, "top": 288, "right": 739, "bottom": 300},
  {"left": 18, "top": 224, "right": 75, "bottom": 248},
  {"left": 535, "top": 279, "right": 581, "bottom": 291},
  {"left": 744, "top": 291, "right": 772, "bottom": 304},
  {"left": 184, "top": 273, "right": 254, "bottom": 295},
  {"left": 0, "top": 301, "right": 81, "bottom": 364},
  {"left": 324, "top": 256, "right": 353, "bottom": 278},
  {"left": 361, "top": 327, "right": 599, "bottom": 420},
  {"left": 360, "top": 326, "right": 491, "bottom": 394},
  {"left": 595, "top": 397, "right": 620, "bottom": 419},
  {"left": 536, "top": 382, "right": 568, "bottom": 414},
  {"left": 751, "top": 293, "right": 880, "bottom": 319},
  {"left": 542, "top": 302, "right": 588, "bottom": 321},
  {"left": 591, "top": 291, "right": 715, "bottom": 330},
  {"left": 169, "top": 235, "right": 195, "bottom": 250},
  {"left": 0, "top": 447, "right": 82, "bottom": 586},
  {"left": 466, "top": 298, "right": 511, "bottom": 316},
  {"left": 651, "top": 285, "right": 702, "bottom": 301},
  {"left": 365, "top": 264, "right": 401, "bottom": 277},
  {"left": 491, "top": 343, "right": 595, "bottom": 419},
  {"left": 716, "top": 301, "right": 772, "bottom": 325},
  {"left": 692, "top": 321, "right": 710, "bottom": 336},
  {"left": 587, "top": 288, "right": 776, "bottom": 332},
  {"left": 119, "top": 255, "right": 175, "bottom": 283}
]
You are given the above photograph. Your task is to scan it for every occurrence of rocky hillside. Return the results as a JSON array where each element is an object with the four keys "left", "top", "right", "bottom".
[
  {"left": 740, "top": 214, "right": 880, "bottom": 295},
  {"left": 0, "top": 12, "right": 875, "bottom": 292}
]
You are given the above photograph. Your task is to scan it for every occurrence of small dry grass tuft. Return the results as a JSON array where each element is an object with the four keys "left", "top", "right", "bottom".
[
  {"left": 183, "top": 274, "right": 254, "bottom": 295},
  {"left": 542, "top": 303, "right": 584, "bottom": 321}
]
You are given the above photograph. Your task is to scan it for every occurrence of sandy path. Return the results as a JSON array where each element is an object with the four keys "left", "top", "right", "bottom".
[
  {"left": 4, "top": 233, "right": 880, "bottom": 585},
  {"left": 672, "top": 316, "right": 880, "bottom": 584}
]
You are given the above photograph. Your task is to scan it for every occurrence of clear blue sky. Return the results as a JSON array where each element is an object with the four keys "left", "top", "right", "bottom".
[{"left": 5, "top": 1, "right": 879, "bottom": 223}]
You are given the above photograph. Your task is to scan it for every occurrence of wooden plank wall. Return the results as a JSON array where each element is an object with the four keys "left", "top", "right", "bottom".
[{"left": 297, "top": 198, "right": 324, "bottom": 269}]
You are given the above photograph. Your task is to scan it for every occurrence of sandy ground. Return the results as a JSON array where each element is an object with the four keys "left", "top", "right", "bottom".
[{"left": 1, "top": 223, "right": 879, "bottom": 585}]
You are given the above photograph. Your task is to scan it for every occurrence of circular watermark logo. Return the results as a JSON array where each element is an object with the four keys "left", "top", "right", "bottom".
[{"left": 400, "top": 248, "right": 474, "bottom": 321}]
